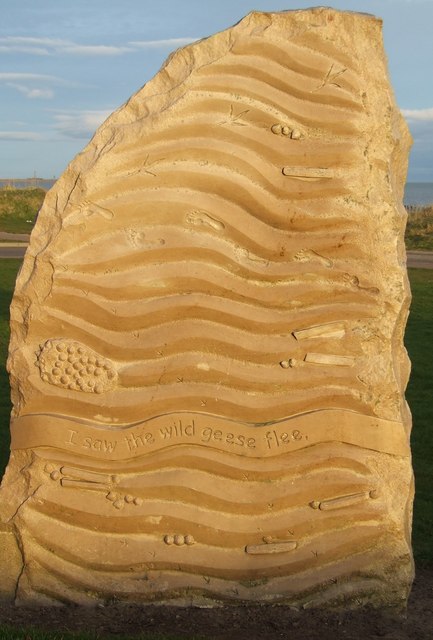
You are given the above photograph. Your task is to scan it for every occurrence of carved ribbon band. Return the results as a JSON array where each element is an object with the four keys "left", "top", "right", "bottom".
[{"left": 10, "top": 409, "right": 410, "bottom": 460}]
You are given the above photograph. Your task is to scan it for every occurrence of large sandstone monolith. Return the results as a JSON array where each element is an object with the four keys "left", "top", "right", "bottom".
[{"left": 0, "top": 9, "right": 413, "bottom": 608}]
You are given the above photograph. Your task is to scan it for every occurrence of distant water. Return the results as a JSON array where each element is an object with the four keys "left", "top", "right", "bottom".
[
  {"left": 0, "top": 178, "right": 56, "bottom": 190},
  {"left": 404, "top": 182, "right": 433, "bottom": 206}
]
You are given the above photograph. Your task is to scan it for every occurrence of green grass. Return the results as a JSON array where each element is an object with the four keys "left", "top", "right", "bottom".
[
  {"left": 405, "top": 269, "right": 433, "bottom": 565},
  {"left": 0, "top": 259, "right": 21, "bottom": 472},
  {"left": 0, "top": 188, "right": 45, "bottom": 234},
  {"left": 406, "top": 205, "right": 433, "bottom": 250}
]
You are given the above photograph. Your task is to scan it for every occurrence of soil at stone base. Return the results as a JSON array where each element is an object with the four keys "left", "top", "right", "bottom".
[{"left": 0, "top": 568, "right": 431, "bottom": 640}]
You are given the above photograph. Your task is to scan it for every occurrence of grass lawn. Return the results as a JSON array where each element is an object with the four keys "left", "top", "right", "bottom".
[
  {"left": 405, "top": 205, "right": 433, "bottom": 251},
  {"left": 405, "top": 269, "right": 433, "bottom": 565},
  {"left": 0, "top": 188, "right": 45, "bottom": 234},
  {"left": 0, "top": 259, "right": 21, "bottom": 473}
]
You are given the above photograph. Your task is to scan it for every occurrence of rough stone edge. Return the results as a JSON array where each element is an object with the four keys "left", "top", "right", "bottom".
[{"left": 0, "top": 523, "right": 23, "bottom": 602}]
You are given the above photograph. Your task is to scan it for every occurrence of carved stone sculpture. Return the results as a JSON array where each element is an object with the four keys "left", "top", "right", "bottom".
[{"left": 0, "top": 8, "right": 413, "bottom": 608}]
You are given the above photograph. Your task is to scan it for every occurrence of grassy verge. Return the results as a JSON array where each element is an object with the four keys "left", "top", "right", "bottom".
[
  {"left": 0, "top": 259, "right": 21, "bottom": 472},
  {"left": 0, "top": 188, "right": 45, "bottom": 234},
  {"left": 406, "top": 205, "right": 433, "bottom": 250},
  {"left": 405, "top": 269, "right": 433, "bottom": 565}
]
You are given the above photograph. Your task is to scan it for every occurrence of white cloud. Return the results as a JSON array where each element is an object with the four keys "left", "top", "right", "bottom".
[
  {"left": 6, "top": 83, "right": 54, "bottom": 99},
  {"left": 0, "top": 37, "right": 69, "bottom": 46},
  {"left": 61, "top": 44, "right": 132, "bottom": 56},
  {"left": 52, "top": 110, "right": 112, "bottom": 139},
  {"left": 0, "top": 73, "right": 63, "bottom": 100},
  {"left": 0, "top": 35, "right": 198, "bottom": 57},
  {"left": 0, "top": 46, "right": 49, "bottom": 55},
  {"left": 0, "top": 131, "right": 42, "bottom": 141},
  {"left": 0, "top": 36, "right": 132, "bottom": 56},
  {"left": 0, "top": 36, "right": 66, "bottom": 56},
  {"left": 0, "top": 72, "right": 64, "bottom": 83},
  {"left": 129, "top": 38, "right": 198, "bottom": 48},
  {"left": 402, "top": 107, "right": 433, "bottom": 121}
]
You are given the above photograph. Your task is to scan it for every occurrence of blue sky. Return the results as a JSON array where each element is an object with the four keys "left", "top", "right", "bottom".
[{"left": 1, "top": 0, "right": 432, "bottom": 181}]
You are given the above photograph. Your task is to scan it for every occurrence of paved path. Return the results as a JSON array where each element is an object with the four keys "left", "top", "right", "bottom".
[
  {"left": 406, "top": 250, "right": 433, "bottom": 269},
  {"left": 0, "top": 232, "right": 30, "bottom": 242},
  {"left": 0, "top": 245, "right": 27, "bottom": 258},
  {"left": 1, "top": 244, "right": 432, "bottom": 269}
]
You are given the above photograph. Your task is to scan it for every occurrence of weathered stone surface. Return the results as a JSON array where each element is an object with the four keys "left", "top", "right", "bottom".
[
  {"left": 0, "top": 9, "right": 413, "bottom": 607},
  {"left": 0, "top": 524, "right": 23, "bottom": 601}
]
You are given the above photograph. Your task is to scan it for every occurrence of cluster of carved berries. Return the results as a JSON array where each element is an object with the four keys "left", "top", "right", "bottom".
[
  {"left": 164, "top": 534, "right": 195, "bottom": 546},
  {"left": 271, "top": 123, "right": 303, "bottom": 139},
  {"left": 37, "top": 339, "right": 118, "bottom": 393}
]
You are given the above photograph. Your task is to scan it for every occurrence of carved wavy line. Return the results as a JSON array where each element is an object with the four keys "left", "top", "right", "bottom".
[
  {"left": 26, "top": 545, "right": 390, "bottom": 604},
  {"left": 47, "top": 286, "right": 295, "bottom": 322},
  {"left": 286, "top": 29, "right": 361, "bottom": 74},
  {"left": 114, "top": 125, "right": 359, "bottom": 183},
  {"left": 51, "top": 270, "right": 376, "bottom": 311},
  {"left": 30, "top": 384, "right": 368, "bottom": 426},
  {"left": 31, "top": 313, "right": 364, "bottom": 367},
  {"left": 54, "top": 464, "right": 370, "bottom": 499},
  {"left": 32, "top": 315, "right": 361, "bottom": 386},
  {"left": 103, "top": 166, "right": 349, "bottom": 229},
  {"left": 113, "top": 145, "right": 298, "bottom": 204},
  {"left": 26, "top": 497, "right": 382, "bottom": 543},
  {"left": 70, "top": 186, "right": 359, "bottom": 261},
  {"left": 27, "top": 498, "right": 378, "bottom": 557},
  {"left": 229, "top": 37, "right": 360, "bottom": 88},
  {"left": 49, "top": 275, "right": 296, "bottom": 307},
  {"left": 64, "top": 476, "right": 374, "bottom": 510},
  {"left": 59, "top": 240, "right": 364, "bottom": 279},
  {"left": 37, "top": 308, "right": 363, "bottom": 386},
  {"left": 56, "top": 213, "right": 357, "bottom": 271},
  {"left": 23, "top": 510, "right": 385, "bottom": 576},
  {"left": 49, "top": 286, "right": 375, "bottom": 329},
  {"left": 44, "top": 292, "right": 298, "bottom": 333},
  {"left": 41, "top": 306, "right": 301, "bottom": 352},
  {"left": 38, "top": 442, "right": 372, "bottom": 477},
  {"left": 26, "top": 504, "right": 380, "bottom": 560},
  {"left": 43, "top": 293, "right": 368, "bottom": 345},
  {"left": 58, "top": 215, "right": 358, "bottom": 266},
  {"left": 120, "top": 363, "right": 360, "bottom": 394},
  {"left": 187, "top": 88, "right": 360, "bottom": 135},
  {"left": 230, "top": 42, "right": 361, "bottom": 94},
  {"left": 193, "top": 59, "right": 363, "bottom": 111},
  {"left": 104, "top": 164, "right": 290, "bottom": 229},
  {"left": 38, "top": 482, "right": 374, "bottom": 517},
  {"left": 65, "top": 173, "right": 299, "bottom": 235},
  {"left": 57, "top": 249, "right": 333, "bottom": 282}
]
